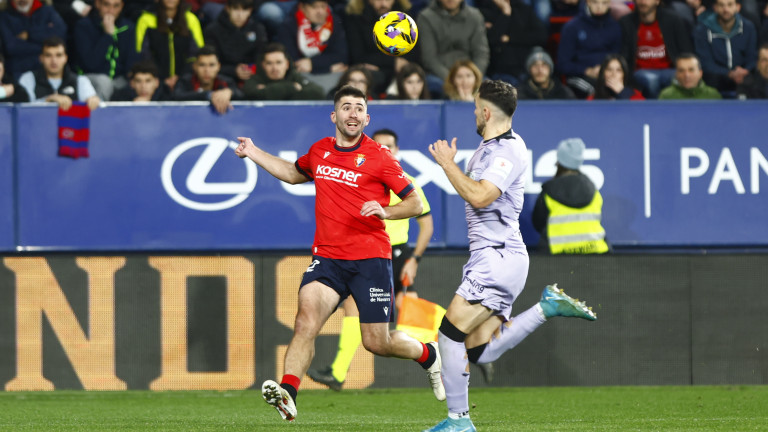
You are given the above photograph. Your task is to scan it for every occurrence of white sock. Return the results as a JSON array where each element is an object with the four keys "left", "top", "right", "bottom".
[
  {"left": 438, "top": 330, "right": 470, "bottom": 416},
  {"left": 477, "top": 305, "right": 546, "bottom": 364}
]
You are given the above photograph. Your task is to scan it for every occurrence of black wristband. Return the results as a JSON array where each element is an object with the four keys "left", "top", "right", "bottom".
[{"left": 411, "top": 255, "right": 422, "bottom": 263}]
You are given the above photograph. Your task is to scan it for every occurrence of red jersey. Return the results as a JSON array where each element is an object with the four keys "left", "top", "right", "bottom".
[
  {"left": 295, "top": 134, "right": 414, "bottom": 260},
  {"left": 636, "top": 21, "right": 671, "bottom": 70}
]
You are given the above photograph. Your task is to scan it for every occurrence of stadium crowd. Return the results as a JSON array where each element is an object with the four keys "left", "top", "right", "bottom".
[{"left": 1, "top": 0, "right": 767, "bottom": 107}]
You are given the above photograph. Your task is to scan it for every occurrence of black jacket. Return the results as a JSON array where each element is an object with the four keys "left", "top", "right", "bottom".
[
  {"left": 203, "top": 10, "right": 268, "bottom": 84},
  {"left": 517, "top": 78, "right": 576, "bottom": 100},
  {"left": 173, "top": 73, "right": 244, "bottom": 101},
  {"left": 619, "top": 7, "right": 693, "bottom": 73}
]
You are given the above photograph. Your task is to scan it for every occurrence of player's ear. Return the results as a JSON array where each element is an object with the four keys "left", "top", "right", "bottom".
[
  {"left": 330, "top": 111, "right": 336, "bottom": 123},
  {"left": 364, "top": 114, "right": 370, "bottom": 126}
]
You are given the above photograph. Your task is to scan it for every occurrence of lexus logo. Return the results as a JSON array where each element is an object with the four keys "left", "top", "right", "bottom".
[{"left": 161, "top": 137, "right": 257, "bottom": 211}]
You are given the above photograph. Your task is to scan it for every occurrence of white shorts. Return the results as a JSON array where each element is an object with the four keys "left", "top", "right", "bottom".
[{"left": 456, "top": 246, "right": 529, "bottom": 320}]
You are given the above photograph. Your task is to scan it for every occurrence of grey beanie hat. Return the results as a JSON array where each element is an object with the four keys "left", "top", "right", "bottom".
[
  {"left": 557, "top": 138, "right": 585, "bottom": 170},
  {"left": 526, "top": 47, "right": 554, "bottom": 73}
]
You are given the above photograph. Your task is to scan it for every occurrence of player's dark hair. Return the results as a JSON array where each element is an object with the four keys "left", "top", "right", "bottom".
[
  {"left": 42, "top": 36, "right": 66, "bottom": 52},
  {"left": 129, "top": 60, "right": 160, "bottom": 78},
  {"left": 477, "top": 80, "right": 517, "bottom": 117},
  {"left": 333, "top": 85, "right": 367, "bottom": 107},
  {"left": 227, "top": 0, "right": 254, "bottom": 8},
  {"left": 372, "top": 128, "right": 398, "bottom": 145}
]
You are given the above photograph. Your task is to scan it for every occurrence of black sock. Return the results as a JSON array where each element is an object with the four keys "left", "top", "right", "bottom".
[
  {"left": 466, "top": 343, "right": 487, "bottom": 364},
  {"left": 418, "top": 342, "right": 437, "bottom": 370},
  {"left": 280, "top": 383, "right": 297, "bottom": 403}
]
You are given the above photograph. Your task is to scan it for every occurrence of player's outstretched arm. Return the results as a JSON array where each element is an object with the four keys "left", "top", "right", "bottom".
[
  {"left": 429, "top": 138, "right": 500, "bottom": 208},
  {"left": 235, "top": 136, "right": 308, "bottom": 184}
]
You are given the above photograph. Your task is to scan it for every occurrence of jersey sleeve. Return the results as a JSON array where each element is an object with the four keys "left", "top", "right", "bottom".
[
  {"left": 480, "top": 144, "right": 520, "bottom": 193},
  {"left": 381, "top": 151, "right": 414, "bottom": 199},
  {"left": 295, "top": 152, "right": 314, "bottom": 180}
]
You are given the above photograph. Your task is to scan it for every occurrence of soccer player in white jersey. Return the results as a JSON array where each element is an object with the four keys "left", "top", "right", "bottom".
[{"left": 423, "top": 80, "right": 598, "bottom": 432}]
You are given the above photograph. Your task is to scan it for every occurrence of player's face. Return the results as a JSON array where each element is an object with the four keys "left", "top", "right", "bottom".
[
  {"left": 369, "top": 0, "right": 395, "bottom": 16},
  {"left": 713, "top": 0, "right": 739, "bottom": 23},
  {"left": 373, "top": 133, "right": 398, "bottom": 155},
  {"left": 262, "top": 52, "right": 289, "bottom": 80},
  {"left": 193, "top": 54, "right": 221, "bottom": 86},
  {"left": 226, "top": 5, "right": 253, "bottom": 28},
  {"left": 474, "top": 98, "right": 487, "bottom": 137},
  {"left": 675, "top": 58, "right": 702, "bottom": 89},
  {"left": 757, "top": 48, "right": 768, "bottom": 79},
  {"left": 97, "top": 0, "right": 123, "bottom": 18},
  {"left": 300, "top": 1, "right": 329, "bottom": 25},
  {"left": 40, "top": 45, "right": 67, "bottom": 77},
  {"left": 332, "top": 96, "right": 369, "bottom": 138},
  {"left": 402, "top": 73, "right": 424, "bottom": 100},
  {"left": 604, "top": 59, "right": 624, "bottom": 83},
  {"left": 130, "top": 72, "right": 160, "bottom": 97},
  {"left": 586, "top": 0, "right": 610, "bottom": 16}
]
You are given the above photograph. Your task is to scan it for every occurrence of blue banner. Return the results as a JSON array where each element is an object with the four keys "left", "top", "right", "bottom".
[
  {"left": 10, "top": 101, "right": 768, "bottom": 251},
  {"left": 0, "top": 105, "right": 14, "bottom": 252}
]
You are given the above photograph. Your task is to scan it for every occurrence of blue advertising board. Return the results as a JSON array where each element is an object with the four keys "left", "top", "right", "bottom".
[
  {"left": 10, "top": 101, "right": 768, "bottom": 251},
  {"left": 0, "top": 105, "right": 14, "bottom": 252}
]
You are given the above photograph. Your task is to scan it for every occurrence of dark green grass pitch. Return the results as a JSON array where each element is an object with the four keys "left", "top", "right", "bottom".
[{"left": 0, "top": 386, "right": 766, "bottom": 431}]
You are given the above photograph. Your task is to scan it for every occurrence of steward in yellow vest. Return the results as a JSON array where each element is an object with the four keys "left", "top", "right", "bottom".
[{"left": 532, "top": 138, "right": 609, "bottom": 254}]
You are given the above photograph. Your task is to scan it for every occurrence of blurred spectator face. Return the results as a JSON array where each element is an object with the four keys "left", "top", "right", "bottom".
[
  {"left": 12, "top": 0, "right": 34, "bottom": 13},
  {"left": 262, "top": 51, "right": 290, "bottom": 80},
  {"left": 299, "top": 1, "right": 330, "bottom": 25},
  {"left": 368, "top": 0, "right": 395, "bottom": 16},
  {"left": 438, "top": 0, "right": 462, "bottom": 13},
  {"left": 675, "top": 57, "right": 702, "bottom": 89},
  {"left": 634, "top": 0, "right": 660, "bottom": 16},
  {"left": 161, "top": 0, "right": 181, "bottom": 12},
  {"left": 713, "top": 0, "right": 739, "bottom": 23},
  {"left": 529, "top": 60, "right": 551, "bottom": 86},
  {"left": 586, "top": 0, "right": 611, "bottom": 16},
  {"left": 0, "top": 60, "right": 5, "bottom": 82},
  {"left": 373, "top": 133, "right": 397, "bottom": 155},
  {"left": 604, "top": 59, "right": 624, "bottom": 83},
  {"left": 96, "top": 0, "right": 123, "bottom": 18},
  {"left": 130, "top": 72, "right": 160, "bottom": 98},
  {"left": 227, "top": 5, "right": 253, "bottom": 28},
  {"left": 193, "top": 54, "right": 221, "bottom": 87},
  {"left": 453, "top": 66, "right": 476, "bottom": 95},
  {"left": 345, "top": 71, "right": 369, "bottom": 95},
  {"left": 756, "top": 48, "right": 768, "bottom": 79},
  {"left": 40, "top": 45, "right": 68, "bottom": 78},
  {"left": 402, "top": 72, "right": 424, "bottom": 100}
]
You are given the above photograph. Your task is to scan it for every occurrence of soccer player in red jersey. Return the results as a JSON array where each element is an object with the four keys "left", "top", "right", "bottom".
[{"left": 234, "top": 85, "right": 445, "bottom": 422}]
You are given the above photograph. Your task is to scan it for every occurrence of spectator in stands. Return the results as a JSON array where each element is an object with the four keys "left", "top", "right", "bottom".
[
  {"left": 532, "top": 138, "right": 610, "bottom": 254},
  {"left": 557, "top": 0, "right": 622, "bottom": 98},
  {"left": 204, "top": 0, "right": 268, "bottom": 87},
  {"left": 242, "top": 41, "right": 325, "bottom": 99},
  {"left": 52, "top": 0, "right": 92, "bottom": 56},
  {"left": 417, "top": 0, "right": 489, "bottom": 98},
  {"left": 122, "top": 0, "right": 154, "bottom": 22},
  {"left": 276, "top": 0, "right": 349, "bottom": 95},
  {"left": 257, "top": 0, "right": 297, "bottom": 40},
  {"left": 0, "top": 52, "right": 30, "bottom": 102},
  {"left": 328, "top": 64, "right": 375, "bottom": 98},
  {"left": 736, "top": 42, "right": 768, "bottom": 98},
  {"left": 187, "top": 0, "right": 233, "bottom": 28},
  {"left": 442, "top": 59, "right": 482, "bottom": 101},
  {"left": 135, "top": 0, "right": 205, "bottom": 91},
  {"left": 693, "top": 0, "right": 757, "bottom": 94},
  {"left": 174, "top": 45, "right": 242, "bottom": 113},
  {"left": 518, "top": 47, "right": 577, "bottom": 99},
  {"left": 658, "top": 52, "right": 722, "bottom": 98},
  {"left": 587, "top": 53, "right": 645, "bottom": 99},
  {"left": 19, "top": 36, "right": 101, "bottom": 110},
  {"left": 387, "top": 62, "right": 431, "bottom": 99},
  {"left": 0, "top": 0, "right": 67, "bottom": 80},
  {"left": 111, "top": 59, "right": 173, "bottom": 101},
  {"left": 619, "top": 0, "right": 693, "bottom": 98},
  {"left": 343, "top": 0, "right": 418, "bottom": 95},
  {"left": 73, "top": 0, "right": 138, "bottom": 102},
  {"left": 475, "top": 0, "right": 547, "bottom": 87}
]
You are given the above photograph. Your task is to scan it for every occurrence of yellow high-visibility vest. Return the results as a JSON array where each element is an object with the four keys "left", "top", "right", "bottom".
[
  {"left": 385, "top": 172, "right": 431, "bottom": 246},
  {"left": 544, "top": 191, "right": 609, "bottom": 254}
]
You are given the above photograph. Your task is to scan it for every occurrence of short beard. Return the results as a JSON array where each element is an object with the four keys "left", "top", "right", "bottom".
[{"left": 476, "top": 123, "right": 484, "bottom": 137}]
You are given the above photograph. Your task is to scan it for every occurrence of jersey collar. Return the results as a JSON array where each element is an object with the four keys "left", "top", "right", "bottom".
[
  {"left": 334, "top": 134, "right": 366, "bottom": 152},
  {"left": 483, "top": 129, "right": 514, "bottom": 143}
]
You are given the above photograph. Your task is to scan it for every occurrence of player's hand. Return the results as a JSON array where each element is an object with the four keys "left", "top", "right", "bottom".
[
  {"left": 429, "top": 138, "right": 458, "bottom": 168},
  {"left": 360, "top": 200, "right": 388, "bottom": 219},
  {"left": 235, "top": 136, "right": 256, "bottom": 159}
]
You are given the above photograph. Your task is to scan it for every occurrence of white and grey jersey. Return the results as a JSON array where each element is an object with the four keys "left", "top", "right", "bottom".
[{"left": 464, "top": 129, "right": 528, "bottom": 253}]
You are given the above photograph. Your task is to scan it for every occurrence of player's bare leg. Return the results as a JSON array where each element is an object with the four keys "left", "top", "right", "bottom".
[
  {"left": 307, "top": 299, "right": 360, "bottom": 391},
  {"left": 360, "top": 322, "right": 445, "bottom": 401},
  {"left": 263, "top": 281, "right": 340, "bottom": 421}
]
